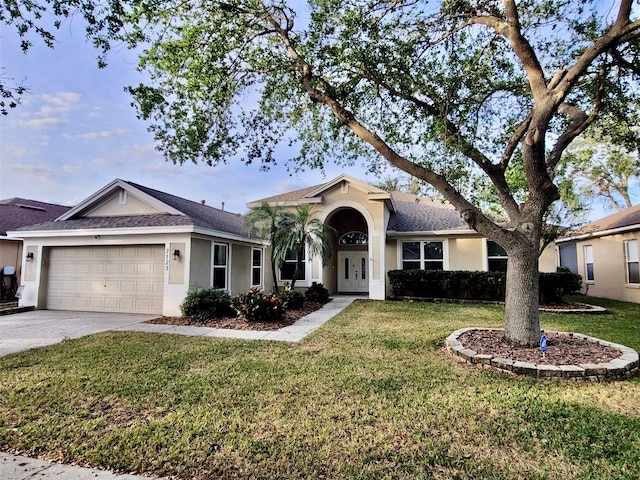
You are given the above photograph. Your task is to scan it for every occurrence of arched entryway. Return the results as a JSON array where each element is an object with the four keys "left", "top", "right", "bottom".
[{"left": 326, "top": 208, "right": 370, "bottom": 294}]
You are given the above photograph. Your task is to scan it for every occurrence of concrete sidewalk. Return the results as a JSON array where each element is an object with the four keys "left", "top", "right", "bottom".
[
  {"left": 116, "top": 295, "right": 358, "bottom": 342},
  {"left": 0, "top": 452, "right": 164, "bottom": 480},
  {"left": 0, "top": 296, "right": 358, "bottom": 480}
]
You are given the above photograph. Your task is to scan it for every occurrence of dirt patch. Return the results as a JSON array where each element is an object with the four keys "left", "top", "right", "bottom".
[
  {"left": 146, "top": 301, "right": 325, "bottom": 331},
  {"left": 458, "top": 329, "right": 622, "bottom": 365}
]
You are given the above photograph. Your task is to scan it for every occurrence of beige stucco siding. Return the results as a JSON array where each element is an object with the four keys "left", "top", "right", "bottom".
[
  {"left": 190, "top": 238, "right": 212, "bottom": 289},
  {"left": 448, "top": 237, "right": 484, "bottom": 271},
  {"left": 571, "top": 232, "right": 640, "bottom": 303},
  {"left": 85, "top": 190, "right": 162, "bottom": 217},
  {"left": 231, "top": 244, "right": 251, "bottom": 295}
]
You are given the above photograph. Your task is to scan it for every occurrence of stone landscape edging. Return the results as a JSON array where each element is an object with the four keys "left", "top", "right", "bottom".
[{"left": 446, "top": 327, "right": 639, "bottom": 381}]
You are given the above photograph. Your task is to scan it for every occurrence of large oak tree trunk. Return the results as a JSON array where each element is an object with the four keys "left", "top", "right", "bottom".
[{"left": 503, "top": 244, "right": 541, "bottom": 346}]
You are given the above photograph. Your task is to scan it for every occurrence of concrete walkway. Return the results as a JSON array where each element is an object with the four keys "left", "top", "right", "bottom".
[
  {"left": 0, "top": 296, "right": 358, "bottom": 480},
  {"left": 116, "top": 295, "right": 358, "bottom": 342}
]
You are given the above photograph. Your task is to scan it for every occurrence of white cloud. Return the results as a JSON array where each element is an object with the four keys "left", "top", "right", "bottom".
[
  {"left": 40, "top": 135, "right": 50, "bottom": 146},
  {"left": 40, "top": 92, "right": 81, "bottom": 113},
  {"left": 16, "top": 117, "right": 65, "bottom": 127},
  {"left": 61, "top": 164, "right": 85, "bottom": 174},
  {"left": 4, "top": 163, "right": 55, "bottom": 181},
  {"left": 78, "top": 128, "right": 128, "bottom": 140},
  {"left": 1, "top": 144, "right": 27, "bottom": 158}
]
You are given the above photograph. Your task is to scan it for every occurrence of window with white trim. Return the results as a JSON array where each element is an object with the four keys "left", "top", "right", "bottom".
[
  {"left": 213, "top": 243, "right": 228, "bottom": 289},
  {"left": 624, "top": 239, "right": 639, "bottom": 284},
  {"left": 401, "top": 241, "right": 444, "bottom": 270},
  {"left": 487, "top": 241, "right": 508, "bottom": 272},
  {"left": 584, "top": 245, "right": 594, "bottom": 282},
  {"left": 280, "top": 246, "right": 306, "bottom": 281},
  {"left": 252, "top": 248, "right": 263, "bottom": 287}
]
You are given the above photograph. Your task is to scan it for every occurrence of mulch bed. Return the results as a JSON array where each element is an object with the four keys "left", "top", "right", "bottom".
[
  {"left": 146, "top": 301, "right": 325, "bottom": 331},
  {"left": 458, "top": 329, "right": 623, "bottom": 365}
]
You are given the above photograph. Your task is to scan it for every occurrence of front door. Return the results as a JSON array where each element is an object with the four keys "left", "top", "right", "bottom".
[{"left": 338, "top": 251, "right": 369, "bottom": 293}]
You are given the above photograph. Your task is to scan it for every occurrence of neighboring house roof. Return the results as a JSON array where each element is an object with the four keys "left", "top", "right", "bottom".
[
  {"left": 558, "top": 204, "right": 640, "bottom": 242},
  {"left": 10, "top": 180, "right": 254, "bottom": 240},
  {"left": 0, "top": 198, "right": 71, "bottom": 236},
  {"left": 387, "top": 191, "right": 469, "bottom": 233}
]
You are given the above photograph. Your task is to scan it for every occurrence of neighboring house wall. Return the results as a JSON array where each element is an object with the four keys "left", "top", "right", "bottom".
[
  {"left": 571, "top": 232, "right": 640, "bottom": 303},
  {"left": 0, "top": 239, "right": 22, "bottom": 299}
]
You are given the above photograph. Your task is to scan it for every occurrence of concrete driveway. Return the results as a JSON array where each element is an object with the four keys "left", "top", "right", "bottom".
[{"left": 0, "top": 310, "right": 157, "bottom": 357}]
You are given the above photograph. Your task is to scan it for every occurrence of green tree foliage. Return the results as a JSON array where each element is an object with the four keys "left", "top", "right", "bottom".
[
  {"left": 3, "top": 1, "right": 638, "bottom": 345},
  {"left": 244, "top": 202, "right": 285, "bottom": 292}
]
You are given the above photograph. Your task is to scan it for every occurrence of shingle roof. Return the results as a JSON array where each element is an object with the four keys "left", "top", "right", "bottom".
[
  {"left": 11, "top": 181, "right": 251, "bottom": 237},
  {"left": 0, "top": 198, "right": 71, "bottom": 236},
  {"left": 568, "top": 204, "right": 640, "bottom": 237},
  {"left": 249, "top": 184, "right": 323, "bottom": 204},
  {"left": 388, "top": 191, "right": 467, "bottom": 232},
  {"left": 125, "top": 181, "right": 248, "bottom": 236},
  {"left": 15, "top": 214, "right": 192, "bottom": 232}
]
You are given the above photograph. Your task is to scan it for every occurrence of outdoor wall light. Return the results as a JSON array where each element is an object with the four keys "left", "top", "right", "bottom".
[
  {"left": 173, "top": 249, "right": 181, "bottom": 260},
  {"left": 26, "top": 252, "right": 34, "bottom": 262}
]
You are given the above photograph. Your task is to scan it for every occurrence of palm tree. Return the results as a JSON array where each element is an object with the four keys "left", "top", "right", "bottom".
[
  {"left": 244, "top": 203, "right": 284, "bottom": 293},
  {"left": 273, "top": 205, "right": 335, "bottom": 289}
]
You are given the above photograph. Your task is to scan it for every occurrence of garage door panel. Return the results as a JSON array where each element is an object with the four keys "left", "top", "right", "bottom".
[{"left": 47, "top": 246, "right": 164, "bottom": 314}]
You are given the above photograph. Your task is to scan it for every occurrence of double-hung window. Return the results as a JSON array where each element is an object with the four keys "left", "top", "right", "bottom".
[
  {"left": 624, "top": 239, "right": 639, "bottom": 284},
  {"left": 487, "top": 241, "right": 508, "bottom": 272},
  {"left": 401, "top": 241, "right": 444, "bottom": 270},
  {"left": 252, "top": 248, "right": 263, "bottom": 287},
  {"left": 213, "top": 243, "right": 228, "bottom": 289},
  {"left": 584, "top": 245, "right": 594, "bottom": 282},
  {"left": 280, "top": 245, "right": 306, "bottom": 281}
]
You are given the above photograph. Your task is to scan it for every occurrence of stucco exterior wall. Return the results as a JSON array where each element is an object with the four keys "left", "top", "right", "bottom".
[
  {"left": 448, "top": 237, "right": 485, "bottom": 271},
  {"left": 231, "top": 244, "right": 251, "bottom": 295},
  {"left": 569, "top": 231, "right": 640, "bottom": 303},
  {"left": 190, "top": 238, "right": 212, "bottom": 289},
  {"left": 85, "top": 190, "right": 162, "bottom": 217}
]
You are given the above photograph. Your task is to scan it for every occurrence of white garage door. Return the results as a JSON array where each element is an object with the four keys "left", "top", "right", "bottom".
[{"left": 47, "top": 245, "right": 164, "bottom": 314}]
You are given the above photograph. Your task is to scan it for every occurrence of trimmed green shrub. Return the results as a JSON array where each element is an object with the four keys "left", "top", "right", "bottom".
[
  {"left": 388, "top": 269, "right": 582, "bottom": 304},
  {"left": 305, "top": 282, "right": 330, "bottom": 303},
  {"left": 233, "top": 288, "right": 284, "bottom": 322},
  {"left": 180, "top": 286, "right": 233, "bottom": 322},
  {"left": 278, "top": 288, "right": 305, "bottom": 310},
  {"left": 539, "top": 271, "right": 582, "bottom": 304},
  {"left": 388, "top": 270, "right": 506, "bottom": 301}
]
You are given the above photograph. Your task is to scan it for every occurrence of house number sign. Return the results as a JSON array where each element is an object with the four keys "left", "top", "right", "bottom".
[{"left": 165, "top": 248, "right": 170, "bottom": 271}]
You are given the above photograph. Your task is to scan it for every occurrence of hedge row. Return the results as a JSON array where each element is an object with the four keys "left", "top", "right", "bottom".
[{"left": 388, "top": 269, "right": 582, "bottom": 304}]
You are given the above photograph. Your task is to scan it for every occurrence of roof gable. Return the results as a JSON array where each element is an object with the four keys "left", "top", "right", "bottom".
[
  {"left": 12, "top": 180, "right": 251, "bottom": 238},
  {"left": 247, "top": 174, "right": 395, "bottom": 211},
  {"left": 57, "top": 179, "right": 183, "bottom": 221}
]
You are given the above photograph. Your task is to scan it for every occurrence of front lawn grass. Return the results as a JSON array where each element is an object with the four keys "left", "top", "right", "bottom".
[{"left": 1, "top": 298, "right": 639, "bottom": 479}]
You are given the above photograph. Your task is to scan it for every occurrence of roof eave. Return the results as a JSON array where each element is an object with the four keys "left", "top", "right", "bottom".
[
  {"left": 556, "top": 223, "right": 640, "bottom": 243},
  {"left": 246, "top": 198, "right": 323, "bottom": 209},
  {"left": 387, "top": 228, "right": 477, "bottom": 237},
  {"left": 56, "top": 179, "right": 186, "bottom": 221}
]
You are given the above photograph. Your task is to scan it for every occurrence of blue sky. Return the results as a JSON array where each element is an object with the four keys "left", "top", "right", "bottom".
[
  {"left": 0, "top": 11, "right": 630, "bottom": 221},
  {"left": 0, "top": 18, "right": 377, "bottom": 214}
]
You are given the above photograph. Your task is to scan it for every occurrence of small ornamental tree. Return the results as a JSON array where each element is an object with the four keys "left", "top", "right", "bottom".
[{"left": 5, "top": 1, "right": 639, "bottom": 345}]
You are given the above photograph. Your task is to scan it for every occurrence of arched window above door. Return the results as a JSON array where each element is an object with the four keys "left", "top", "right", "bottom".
[{"left": 339, "top": 231, "right": 368, "bottom": 245}]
